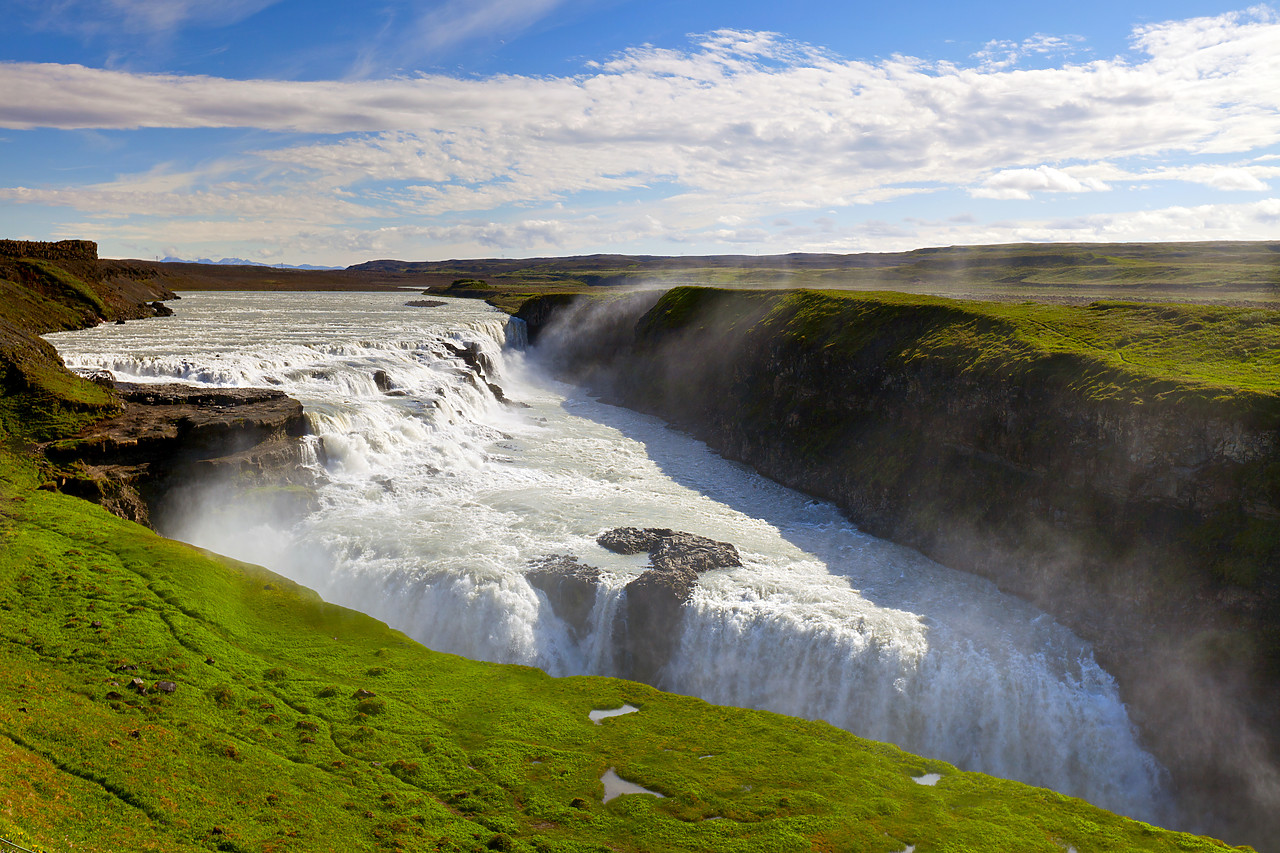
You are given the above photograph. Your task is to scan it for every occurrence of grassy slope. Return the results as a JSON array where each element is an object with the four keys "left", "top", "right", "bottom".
[{"left": 0, "top": 260, "right": 1251, "bottom": 851}]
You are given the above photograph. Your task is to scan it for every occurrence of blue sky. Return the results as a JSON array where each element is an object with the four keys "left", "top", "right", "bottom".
[{"left": 1, "top": 0, "right": 1278, "bottom": 265}]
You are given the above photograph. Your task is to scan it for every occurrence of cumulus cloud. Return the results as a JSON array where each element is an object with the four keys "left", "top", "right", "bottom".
[
  {"left": 4, "top": 8, "right": 1280, "bottom": 260},
  {"left": 972, "top": 166, "right": 1111, "bottom": 200}
]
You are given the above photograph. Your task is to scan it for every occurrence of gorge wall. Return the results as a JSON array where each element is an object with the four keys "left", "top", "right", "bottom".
[
  {"left": 523, "top": 286, "right": 1280, "bottom": 844},
  {"left": 0, "top": 240, "right": 307, "bottom": 527}
]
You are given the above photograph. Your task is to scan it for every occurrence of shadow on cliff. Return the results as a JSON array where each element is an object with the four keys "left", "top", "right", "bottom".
[{"left": 528, "top": 289, "right": 1280, "bottom": 848}]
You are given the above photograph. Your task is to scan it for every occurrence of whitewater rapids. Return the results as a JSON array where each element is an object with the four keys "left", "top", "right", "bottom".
[{"left": 46, "top": 291, "right": 1167, "bottom": 822}]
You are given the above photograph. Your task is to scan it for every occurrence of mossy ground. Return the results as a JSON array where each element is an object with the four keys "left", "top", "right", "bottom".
[
  {"left": 639, "top": 287, "right": 1280, "bottom": 414},
  {"left": 0, "top": 480, "right": 1250, "bottom": 852},
  {"left": 0, "top": 257, "right": 1254, "bottom": 851}
]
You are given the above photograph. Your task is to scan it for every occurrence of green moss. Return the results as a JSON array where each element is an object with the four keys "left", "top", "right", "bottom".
[
  {"left": 448, "top": 278, "right": 493, "bottom": 290},
  {"left": 647, "top": 287, "right": 1280, "bottom": 419}
]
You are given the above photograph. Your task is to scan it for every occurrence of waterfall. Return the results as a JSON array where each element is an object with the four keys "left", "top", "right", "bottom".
[{"left": 46, "top": 291, "right": 1169, "bottom": 824}]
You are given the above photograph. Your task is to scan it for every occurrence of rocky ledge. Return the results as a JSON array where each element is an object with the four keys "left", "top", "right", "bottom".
[
  {"left": 527, "top": 527, "right": 740, "bottom": 685},
  {"left": 43, "top": 380, "right": 313, "bottom": 526}
]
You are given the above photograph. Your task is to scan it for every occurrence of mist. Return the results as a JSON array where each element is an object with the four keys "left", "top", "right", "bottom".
[{"left": 529, "top": 286, "right": 1280, "bottom": 844}]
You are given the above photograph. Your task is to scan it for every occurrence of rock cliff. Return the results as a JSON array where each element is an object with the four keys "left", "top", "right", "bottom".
[
  {"left": 0, "top": 239, "right": 307, "bottom": 528},
  {"left": 527, "top": 286, "right": 1280, "bottom": 844},
  {"left": 0, "top": 239, "right": 176, "bottom": 324},
  {"left": 43, "top": 382, "right": 313, "bottom": 527}
]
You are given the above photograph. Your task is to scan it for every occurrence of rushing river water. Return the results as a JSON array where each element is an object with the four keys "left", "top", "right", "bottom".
[{"left": 47, "top": 291, "right": 1168, "bottom": 821}]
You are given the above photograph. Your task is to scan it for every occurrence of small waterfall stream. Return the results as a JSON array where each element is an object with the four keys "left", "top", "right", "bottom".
[{"left": 46, "top": 290, "right": 1168, "bottom": 822}]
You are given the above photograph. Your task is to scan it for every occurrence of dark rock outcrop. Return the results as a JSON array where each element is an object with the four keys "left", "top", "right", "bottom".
[
  {"left": 596, "top": 527, "right": 661, "bottom": 554},
  {"left": 44, "top": 382, "right": 312, "bottom": 527},
  {"left": 0, "top": 240, "right": 177, "bottom": 324},
  {"left": 600, "top": 527, "right": 741, "bottom": 575},
  {"left": 0, "top": 239, "right": 98, "bottom": 267},
  {"left": 601, "top": 528, "right": 740, "bottom": 685},
  {"left": 443, "top": 340, "right": 496, "bottom": 378},
  {"left": 525, "top": 528, "right": 740, "bottom": 685},
  {"left": 524, "top": 555, "right": 601, "bottom": 640},
  {"left": 440, "top": 339, "right": 524, "bottom": 406}
]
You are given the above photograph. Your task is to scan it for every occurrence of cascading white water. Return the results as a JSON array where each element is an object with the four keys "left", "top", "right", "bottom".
[{"left": 47, "top": 290, "right": 1168, "bottom": 822}]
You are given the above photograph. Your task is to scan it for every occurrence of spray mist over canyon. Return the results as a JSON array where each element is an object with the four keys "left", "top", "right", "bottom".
[{"left": 47, "top": 291, "right": 1170, "bottom": 825}]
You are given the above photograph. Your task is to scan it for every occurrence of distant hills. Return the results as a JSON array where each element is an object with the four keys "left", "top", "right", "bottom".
[
  {"left": 117, "top": 241, "right": 1280, "bottom": 305},
  {"left": 160, "top": 255, "right": 342, "bottom": 271}
]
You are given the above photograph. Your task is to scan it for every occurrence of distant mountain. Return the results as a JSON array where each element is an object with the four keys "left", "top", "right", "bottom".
[{"left": 159, "top": 255, "right": 342, "bottom": 271}]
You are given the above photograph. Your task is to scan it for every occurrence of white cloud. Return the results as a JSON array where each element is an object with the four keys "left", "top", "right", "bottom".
[
  {"left": 972, "top": 166, "right": 1111, "bottom": 199},
  {"left": 0, "top": 183, "right": 380, "bottom": 221},
  {"left": 1133, "top": 164, "right": 1277, "bottom": 190},
  {"left": 738, "top": 197, "right": 1280, "bottom": 255},
  {"left": 5, "top": 9, "right": 1280, "bottom": 261}
]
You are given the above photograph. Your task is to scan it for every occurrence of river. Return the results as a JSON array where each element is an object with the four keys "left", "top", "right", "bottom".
[{"left": 46, "top": 290, "right": 1167, "bottom": 822}]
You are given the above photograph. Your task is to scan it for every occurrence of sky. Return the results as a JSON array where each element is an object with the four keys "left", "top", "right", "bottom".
[{"left": 0, "top": 1, "right": 1278, "bottom": 266}]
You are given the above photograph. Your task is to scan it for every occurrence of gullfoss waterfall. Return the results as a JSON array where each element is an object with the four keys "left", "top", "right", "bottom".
[{"left": 47, "top": 291, "right": 1167, "bottom": 823}]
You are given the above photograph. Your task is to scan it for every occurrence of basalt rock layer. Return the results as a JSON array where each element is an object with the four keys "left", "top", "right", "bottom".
[
  {"left": 0, "top": 240, "right": 176, "bottom": 326},
  {"left": 43, "top": 381, "right": 312, "bottom": 527},
  {"left": 527, "top": 286, "right": 1280, "bottom": 845},
  {"left": 526, "top": 528, "right": 741, "bottom": 685},
  {"left": 602, "top": 527, "right": 741, "bottom": 684}
]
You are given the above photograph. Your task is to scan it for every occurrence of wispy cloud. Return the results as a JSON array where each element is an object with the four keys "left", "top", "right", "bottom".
[
  {"left": 349, "top": 0, "right": 585, "bottom": 76},
  {"left": 972, "top": 161, "right": 1280, "bottom": 198},
  {"left": 972, "top": 33, "right": 1088, "bottom": 70},
  {"left": 17, "top": 0, "right": 284, "bottom": 36},
  {"left": 410, "top": 0, "right": 571, "bottom": 54}
]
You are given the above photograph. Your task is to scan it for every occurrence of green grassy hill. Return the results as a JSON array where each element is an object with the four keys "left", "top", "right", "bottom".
[
  {"left": 639, "top": 286, "right": 1280, "bottom": 408},
  {"left": 0, "top": 246, "right": 1253, "bottom": 851}
]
